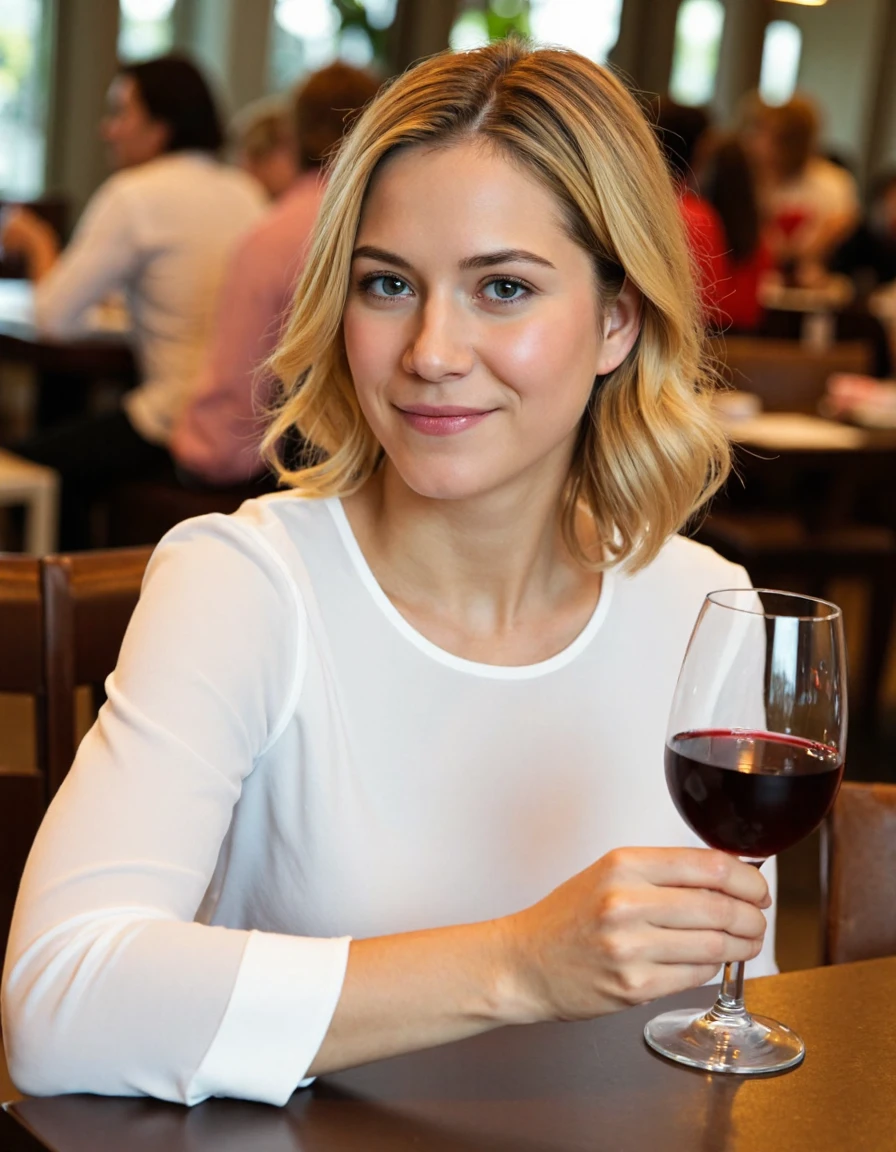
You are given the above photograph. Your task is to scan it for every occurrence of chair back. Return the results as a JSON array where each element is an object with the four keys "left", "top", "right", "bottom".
[
  {"left": 822, "top": 781, "right": 896, "bottom": 964},
  {"left": 42, "top": 547, "right": 152, "bottom": 800},
  {"left": 710, "top": 337, "right": 872, "bottom": 413},
  {"left": 0, "top": 556, "right": 46, "bottom": 962}
]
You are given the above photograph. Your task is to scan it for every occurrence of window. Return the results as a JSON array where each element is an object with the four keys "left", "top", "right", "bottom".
[
  {"left": 668, "top": 0, "right": 725, "bottom": 107},
  {"left": 0, "top": 0, "right": 52, "bottom": 198},
  {"left": 450, "top": 0, "right": 621, "bottom": 61},
  {"left": 759, "top": 20, "right": 802, "bottom": 107},
  {"left": 268, "top": 0, "right": 396, "bottom": 91},
  {"left": 118, "top": 0, "right": 176, "bottom": 62},
  {"left": 528, "top": 0, "right": 621, "bottom": 63}
]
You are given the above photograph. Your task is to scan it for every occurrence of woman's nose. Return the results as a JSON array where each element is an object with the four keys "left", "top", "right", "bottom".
[{"left": 402, "top": 296, "right": 474, "bottom": 381}]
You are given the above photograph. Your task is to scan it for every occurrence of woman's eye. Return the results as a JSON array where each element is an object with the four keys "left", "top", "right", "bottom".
[
  {"left": 365, "top": 274, "right": 410, "bottom": 298},
  {"left": 483, "top": 279, "right": 527, "bottom": 302}
]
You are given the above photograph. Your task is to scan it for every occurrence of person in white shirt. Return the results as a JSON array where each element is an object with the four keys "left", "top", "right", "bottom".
[
  {"left": 748, "top": 94, "right": 860, "bottom": 283},
  {"left": 1, "top": 40, "right": 774, "bottom": 1106},
  {"left": 0, "top": 54, "right": 265, "bottom": 549}
]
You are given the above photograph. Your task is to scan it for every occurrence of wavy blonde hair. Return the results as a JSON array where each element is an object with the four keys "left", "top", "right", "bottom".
[{"left": 265, "top": 38, "right": 730, "bottom": 572}]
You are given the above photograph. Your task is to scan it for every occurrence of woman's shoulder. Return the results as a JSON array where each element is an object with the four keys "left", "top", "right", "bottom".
[
  {"left": 150, "top": 492, "right": 337, "bottom": 587},
  {"left": 622, "top": 532, "right": 748, "bottom": 596}
]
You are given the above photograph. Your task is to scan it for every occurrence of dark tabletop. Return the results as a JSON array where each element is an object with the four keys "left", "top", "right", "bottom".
[
  {"left": 2, "top": 956, "right": 894, "bottom": 1151},
  {"left": 0, "top": 281, "right": 135, "bottom": 379}
]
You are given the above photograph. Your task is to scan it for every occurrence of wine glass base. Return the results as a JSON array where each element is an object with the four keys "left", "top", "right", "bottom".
[{"left": 644, "top": 1006, "right": 805, "bottom": 1074}]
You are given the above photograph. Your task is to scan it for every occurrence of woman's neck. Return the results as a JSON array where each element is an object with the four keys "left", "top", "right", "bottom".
[{"left": 342, "top": 464, "right": 602, "bottom": 666}]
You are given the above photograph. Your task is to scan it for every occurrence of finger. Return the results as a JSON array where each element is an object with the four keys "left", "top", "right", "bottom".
[
  {"left": 643, "top": 888, "right": 768, "bottom": 940},
  {"left": 642, "top": 928, "right": 764, "bottom": 967},
  {"left": 625, "top": 848, "right": 771, "bottom": 906}
]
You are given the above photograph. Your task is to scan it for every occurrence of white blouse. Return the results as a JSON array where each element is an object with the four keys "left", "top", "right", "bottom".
[
  {"left": 1, "top": 494, "right": 777, "bottom": 1106},
  {"left": 33, "top": 153, "right": 265, "bottom": 445}
]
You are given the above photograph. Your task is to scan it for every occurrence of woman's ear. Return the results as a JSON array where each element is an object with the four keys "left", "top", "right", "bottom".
[{"left": 595, "top": 280, "right": 642, "bottom": 375}]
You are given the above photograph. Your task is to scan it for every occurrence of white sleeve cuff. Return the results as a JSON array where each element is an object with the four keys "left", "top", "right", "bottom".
[{"left": 185, "top": 931, "right": 351, "bottom": 1106}]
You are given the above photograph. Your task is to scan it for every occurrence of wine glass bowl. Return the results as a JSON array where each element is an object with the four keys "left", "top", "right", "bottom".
[{"left": 644, "top": 588, "right": 847, "bottom": 1074}]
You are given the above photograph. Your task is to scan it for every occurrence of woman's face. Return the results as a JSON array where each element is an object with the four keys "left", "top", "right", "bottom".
[
  {"left": 101, "top": 75, "right": 169, "bottom": 171},
  {"left": 342, "top": 140, "right": 640, "bottom": 506}
]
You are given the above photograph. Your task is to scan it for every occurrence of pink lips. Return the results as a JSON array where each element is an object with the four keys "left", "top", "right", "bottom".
[{"left": 397, "top": 404, "right": 494, "bottom": 436}]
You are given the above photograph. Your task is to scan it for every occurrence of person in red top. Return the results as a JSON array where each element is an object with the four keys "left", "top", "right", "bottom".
[
  {"left": 701, "top": 134, "right": 772, "bottom": 332},
  {"left": 653, "top": 100, "right": 732, "bottom": 329}
]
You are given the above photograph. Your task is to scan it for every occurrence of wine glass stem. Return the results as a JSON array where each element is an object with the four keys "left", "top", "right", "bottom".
[{"left": 711, "top": 960, "right": 747, "bottom": 1020}]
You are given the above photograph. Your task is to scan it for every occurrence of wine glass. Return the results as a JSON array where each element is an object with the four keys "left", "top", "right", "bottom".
[{"left": 644, "top": 588, "right": 847, "bottom": 1074}]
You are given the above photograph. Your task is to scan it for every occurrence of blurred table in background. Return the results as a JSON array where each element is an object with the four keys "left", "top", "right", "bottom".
[
  {"left": 2, "top": 958, "right": 895, "bottom": 1151},
  {"left": 0, "top": 281, "right": 135, "bottom": 435}
]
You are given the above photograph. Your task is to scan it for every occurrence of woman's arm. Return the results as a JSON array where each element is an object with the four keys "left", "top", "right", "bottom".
[
  {"left": 28, "top": 178, "right": 141, "bottom": 336},
  {"left": 309, "top": 847, "right": 769, "bottom": 1075},
  {"left": 1, "top": 512, "right": 351, "bottom": 1106}
]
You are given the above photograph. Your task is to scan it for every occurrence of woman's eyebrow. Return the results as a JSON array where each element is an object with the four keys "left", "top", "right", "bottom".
[
  {"left": 352, "top": 245, "right": 413, "bottom": 270},
  {"left": 351, "top": 245, "right": 556, "bottom": 271},
  {"left": 459, "top": 249, "right": 556, "bottom": 270}
]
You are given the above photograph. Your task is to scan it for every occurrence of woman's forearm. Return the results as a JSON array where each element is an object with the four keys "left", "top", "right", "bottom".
[{"left": 308, "top": 918, "right": 529, "bottom": 1075}]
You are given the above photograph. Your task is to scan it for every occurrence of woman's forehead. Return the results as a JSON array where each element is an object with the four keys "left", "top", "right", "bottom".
[{"left": 357, "top": 139, "right": 572, "bottom": 246}]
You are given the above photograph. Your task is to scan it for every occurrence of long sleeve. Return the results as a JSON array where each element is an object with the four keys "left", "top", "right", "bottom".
[
  {"left": 33, "top": 178, "right": 141, "bottom": 337},
  {"left": 0, "top": 515, "right": 350, "bottom": 1105}
]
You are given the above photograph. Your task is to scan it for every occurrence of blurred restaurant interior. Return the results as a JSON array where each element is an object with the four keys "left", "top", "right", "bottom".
[{"left": 3, "top": 0, "right": 896, "bottom": 1114}]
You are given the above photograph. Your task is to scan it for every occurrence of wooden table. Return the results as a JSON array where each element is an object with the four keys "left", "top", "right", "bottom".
[{"left": 2, "top": 957, "right": 894, "bottom": 1151}]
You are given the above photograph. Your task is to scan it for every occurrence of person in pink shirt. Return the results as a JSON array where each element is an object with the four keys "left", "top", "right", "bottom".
[{"left": 171, "top": 63, "right": 381, "bottom": 486}]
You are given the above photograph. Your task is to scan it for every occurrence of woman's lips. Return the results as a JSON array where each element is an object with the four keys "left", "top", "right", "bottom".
[{"left": 396, "top": 405, "right": 494, "bottom": 436}]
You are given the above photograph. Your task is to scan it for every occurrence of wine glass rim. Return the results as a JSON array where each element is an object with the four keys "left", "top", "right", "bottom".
[{"left": 706, "top": 587, "right": 842, "bottom": 621}]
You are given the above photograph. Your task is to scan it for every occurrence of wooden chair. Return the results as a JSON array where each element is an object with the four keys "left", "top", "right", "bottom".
[
  {"left": 709, "top": 336, "right": 872, "bottom": 413},
  {"left": 0, "top": 556, "right": 47, "bottom": 962},
  {"left": 822, "top": 782, "right": 896, "bottom": 964},
  {"left": 41, "top": 547, "right": 152, "bottom": 801}
]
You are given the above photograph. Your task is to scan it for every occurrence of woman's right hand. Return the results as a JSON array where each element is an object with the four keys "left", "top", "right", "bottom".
[{"left": 498, "top": 847, "right": 770, "bottom": 1025}]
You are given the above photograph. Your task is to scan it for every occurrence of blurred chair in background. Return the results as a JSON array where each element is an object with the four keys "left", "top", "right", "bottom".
[
  {"left": 0, "top": 555, "right": 46, "bottom": 961},
  {"left": 41, "top": 547, "right": 151, "bottom": 801},
  {"left": 823, "top": 782, "right": 896, "bottom": 964}
]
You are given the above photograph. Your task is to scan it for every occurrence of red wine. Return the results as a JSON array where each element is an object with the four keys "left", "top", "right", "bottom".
[{"left": 665, "top": 729, "right": 843, "bottom": 858}]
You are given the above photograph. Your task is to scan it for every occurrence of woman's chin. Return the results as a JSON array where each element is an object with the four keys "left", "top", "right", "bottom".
[{"left": 388, "top": 457, "right": 501, "bottom": 504}]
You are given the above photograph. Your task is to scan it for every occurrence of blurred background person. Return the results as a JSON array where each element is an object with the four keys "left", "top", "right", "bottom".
[
  {"left": 700, "top": 134, "right": 771, "bottom": 332},
  {"left": 749, "top": 94, "right": 860, "bottom": 285},
  {"left": 230, "top": 94, "right": 298, "bottom": 201},
  {"left": 653, "top": 99, "right": 731, "bottom": 330},
  {"left": 828, "top": 169, "right": 896, "bottom": 296},
  {"left": 170, "top": 62, "right": 380, "bottom": 488},
  {"left": 0, "top": 53, "right": 265, "bottom": 549}
]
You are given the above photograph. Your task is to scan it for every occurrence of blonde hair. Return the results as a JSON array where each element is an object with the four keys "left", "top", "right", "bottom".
[{"left": 265, "top": 39, "right": 730, "bottom": 572}]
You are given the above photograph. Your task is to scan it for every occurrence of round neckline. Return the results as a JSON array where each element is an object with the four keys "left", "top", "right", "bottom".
[{"left": 326, "top": 497, "right": 614, "bottom": 680}]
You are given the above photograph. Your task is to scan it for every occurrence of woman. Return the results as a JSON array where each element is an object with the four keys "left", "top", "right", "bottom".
[
  {"left": 1, "top": 41, "right": 772, "bottom": 1106},
  {"left": 1, "top": 54, "right": 265, "bottom": 548}
]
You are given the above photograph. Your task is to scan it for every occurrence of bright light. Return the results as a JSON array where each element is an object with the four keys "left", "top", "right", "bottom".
[
  {"left": 760, "top": 21, "right": 803, "bottom": 106},
  {"left": 669, "top": 0, "right": 725, "bottom": 106},
  {"left": 120, "top": 0, "right": 175, "bottom": 20},
  {"left": 529, "top": 0, "right": 622, "bottom": 63},
  {"left": 361, "top": 0, "right": 397, "bottom": 30},
  {"left": 449, "top": 10, "right": 490, "bottom": 52},
  {"left": 274, "top": 0, "right": 338, "bottom": 41}
]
